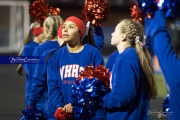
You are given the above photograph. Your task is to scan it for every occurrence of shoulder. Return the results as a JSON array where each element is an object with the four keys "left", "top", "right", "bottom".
[
  {"left": 24, "top": 41, "right": 38, "bottom": 50},
  {"left": 22, "top": 42, "right": 38, "bottom": 55},
  {"left": 33, "top": 42, "right": 50, "bottom": 54},
  {"left": 54, "top": 46, "right": 66, "bottom": 54},
  {"left": 42, "top": 48, "right": 56, "bottom": 56},
  {"left": 106, "top": 51, "right": 119, "bottom": 65},
  {"left": 37, "top": 41, "right": 50, "bottom": 48},
  {"left": 84, "top": 44, "right": 100, "bottom": 52},
  {"left": 49, "top": 46, "right": 66, "bottom": 59},
  {"left": 116, "top": 48, "right": 138, "bottom": 64},
  {"left": 109, "top": 51, "right": 119, "bottom": 58}
]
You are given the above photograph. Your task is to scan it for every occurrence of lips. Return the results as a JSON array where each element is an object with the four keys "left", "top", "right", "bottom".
[{"left": 63, "top": 34, "right": 68, "bottom": 38}]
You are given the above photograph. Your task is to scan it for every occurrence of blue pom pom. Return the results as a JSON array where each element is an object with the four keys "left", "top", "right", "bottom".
[
  {"left": 157, "top": 0, "right": 180, "bottom": 18},
  {"left": 137, "top": 0, "right": 157, "bottom": 14},
  {"left": 162, "top": 94, "right": 170, "bottom": 115},
  {"left": 20, "top": 108, "right": 46, "bottom": 120},
  {"left": 71, "top": 78, "right": 109, "bottom": 120}
]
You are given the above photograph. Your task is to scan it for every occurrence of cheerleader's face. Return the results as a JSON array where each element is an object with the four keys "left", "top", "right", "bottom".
[
  {"left": 62, "top": 21, "right": 81, "bottom": 43},
  {"left": 111, "top": 23, "right": 124, "bottom": 46}
]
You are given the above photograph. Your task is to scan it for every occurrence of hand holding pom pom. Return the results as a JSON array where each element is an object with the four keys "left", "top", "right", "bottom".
[{"left": 54, "top": 107, "right": 73, "bottom": 120}]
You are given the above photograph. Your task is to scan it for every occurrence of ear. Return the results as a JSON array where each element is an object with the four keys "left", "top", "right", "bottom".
[{"left": 121, "top": 33, "right": 127, "bottom": 41}]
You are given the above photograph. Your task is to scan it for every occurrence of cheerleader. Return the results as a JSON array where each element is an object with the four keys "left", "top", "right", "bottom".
[
  {"left": 47, "top": 16, "right": 105, "bottom": 119},
  {"left": 28, "top": 24, "right": 65, "bottom": 119},
  {"left": 103, "top": 19, "right": 157, "bottom": 120},
  {"left": 28, "top": 15, "right": 63, "bottom": 115},
  {"left": 16, "top": 21, "right": 45, "bottom": 106},
  {"left": 144, "top": 9, "right": 180, "bottom": 120}
]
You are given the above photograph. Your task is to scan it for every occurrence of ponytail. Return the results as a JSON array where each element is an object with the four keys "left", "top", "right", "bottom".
[
  {"left": 135, "top": 43, "right": 157, "bottom": 99},
  {"left": 46, "top": 42, "right": 66, "bottom": 63},
  {"left": 16, "top": 23, "right": 33, "bottom": 76}
]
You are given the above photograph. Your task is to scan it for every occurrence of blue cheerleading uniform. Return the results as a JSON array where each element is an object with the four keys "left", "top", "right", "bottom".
[
  {"left": 145, "top": 10, "right": 180, "bottom": 120},
  {"left": 105, "top": 51, "right": 119, "bottom": 72},
  {"left": 93, "top": 25, "right": 105, "bottom": 51},
  {"left": 103, "top": 48, "right": 150, "bottom": 120},
  {"left": 154, "top": 29, "right": 180, "bottom": 120},
  {"left": 21, "top": 41, "right": 39, "bottom": 106},
  {"left": 29, "top": 49, "right": 57, "bottom": 119},
  {"left": 47, "top": 44, "right": 105, "bottom": 119},
  {"left": 30, "top": 41, "right": 59, "bottom": 112}
]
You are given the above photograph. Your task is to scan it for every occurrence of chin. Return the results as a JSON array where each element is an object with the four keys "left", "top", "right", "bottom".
[
  {"left": 111, "top": 42, "right": 114, "bottom": 46},
  {"left": 63, "top": 38, "right": 69, "bottom": 42}
]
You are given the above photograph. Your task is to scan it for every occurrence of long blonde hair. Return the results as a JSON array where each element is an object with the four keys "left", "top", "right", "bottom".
[{"left": 119, "top": 19, "right": 157, "bottom": 99}]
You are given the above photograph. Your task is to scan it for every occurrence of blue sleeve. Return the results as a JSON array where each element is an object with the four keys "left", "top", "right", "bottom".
[
  {"left": 145, "top": 10, "right": 180, "bottom": 88},
  {"left": 93, "top": 25, "right": 105, "bottom": 52},
  {"left": 145, "top": 36, "right": 154, "bottom": 57},
  {"left": 32, "top": 48, "right": 40, "bottom": 76},
  {"left": 47, "top": 55, "right": 65, "bottom": 109},
  {"left": 153, "top": 30, "right": 180, "bottom": 88},
  {"left": 22, "top": 46, "right": 34, "bottom": 76},
  {"left": 103, "top": 61, "right": 136, "bottom": 109},
  {"left": 105, "top": 51, "right": 119, "bottom": 72},
  {"left": 29, "top": 54, "right": 47, "bottom": 108}
]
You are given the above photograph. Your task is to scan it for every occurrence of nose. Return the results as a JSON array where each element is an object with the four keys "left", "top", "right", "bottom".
[
  {"left": 63, "top": 28, "right": 67, "bottom": 32},
  {"left": 63, "top": 26, "right": 68, "bottom": 32}
]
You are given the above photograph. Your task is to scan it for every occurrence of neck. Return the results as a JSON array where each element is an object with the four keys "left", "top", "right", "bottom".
[
  {"left": 34, "top": 37, "right": 41, "bottom": 44},
  {"left": 67, "top": 43, "right": 84, "bottom": 53},
  {"left": 58, "top": 38, "right": 64, "bottom": 46},
  {"left": 50, "top": 36, "right": 58, "bottom": 41},
  {"left": 116, "top": 42, "right": 129, "bottom": 53}
]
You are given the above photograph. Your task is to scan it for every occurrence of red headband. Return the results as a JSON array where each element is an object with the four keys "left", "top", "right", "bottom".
[
  {"left": 58, "top": 23, "right": 63, "bottom": 38},
  {"left": 33, "top": 27, "right": 43, "bottom": 36},
  {"left": 65, "top": 16, "right": 86, "bottom": 37}
]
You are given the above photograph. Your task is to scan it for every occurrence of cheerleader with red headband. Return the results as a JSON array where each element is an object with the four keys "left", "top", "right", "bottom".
[{"left": 47, "top": 16, "right": 105, "bottom": 119}]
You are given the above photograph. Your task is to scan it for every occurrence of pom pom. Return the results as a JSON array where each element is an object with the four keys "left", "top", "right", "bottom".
[
  {"left": 20, "top": 108, "right": 46, "bottom": 120},
  {"left": 82, "top": 0, "right": 110, "bottom": 26},
  {"left": 72, "top": 65, "right": 110, "bottom": 120},
  {"left": 78, "top": 65, "right": 110, "bottom": 91},
  {"left": 130, "top": 0, "right": 157, "bottom": 24},
  {"left": 49, "top": 7, "right": 60, "bottom": 16},
  {"left": 54, "top": 108, "right": 73, "bottom": 120},
  {"left": 162, "top": 94, "right": 170, "bottom": 115},
  {"left": 131, "top": 0, "right": 180, "bottom": 22},
  {"left": 130, "top": 4, "right": 146, "bottom": 24},
  {"left": 29, "top": 0, "right": 49, "bottom": 26},
  {"left": 136, "top": 0, "right": 157, "bottom": 15},
  {"left": 29, "top": 0, "right": 60, "bottom": 26},
  {"left": 157, "top": 0, "right": 180, "bottom": 18}
]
